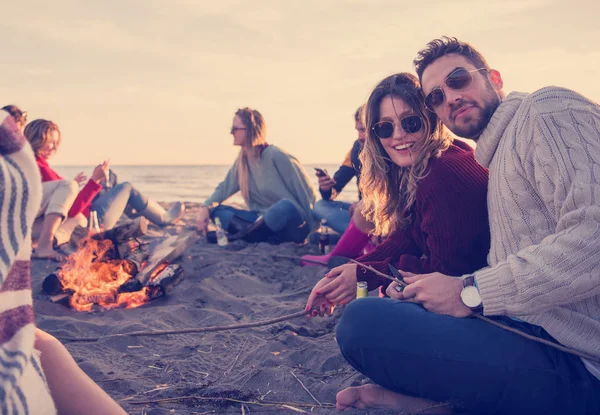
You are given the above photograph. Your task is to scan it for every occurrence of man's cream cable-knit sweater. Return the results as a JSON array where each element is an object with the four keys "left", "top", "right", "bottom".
[{"left": 473, "top": 87, "right": 600, "bottom": 377}]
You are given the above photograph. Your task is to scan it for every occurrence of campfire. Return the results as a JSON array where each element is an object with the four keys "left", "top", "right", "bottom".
[{"left": 43, "top": 218, "right": 193, "bottom": 311}]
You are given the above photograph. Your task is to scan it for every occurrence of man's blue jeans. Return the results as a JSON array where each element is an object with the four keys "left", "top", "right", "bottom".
[
  {"left": 312, "top": 200, "right": 351, "bottom": 234},
  {"left": 211, "top": 199, "right": 310, "bottom": 243},
  {"left": 336, "top": 298, "right": 600, "bottom": 415}
]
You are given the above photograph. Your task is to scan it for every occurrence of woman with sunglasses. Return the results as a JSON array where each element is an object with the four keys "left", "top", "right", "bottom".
[
  {"left": 196, "top": 107, "right": 317, "bottom": 243},
  {"left": 305, "top": 72, "right": 490, "bottom": 315}
]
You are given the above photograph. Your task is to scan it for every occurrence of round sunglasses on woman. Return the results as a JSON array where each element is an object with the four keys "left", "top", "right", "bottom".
[
  {"left": 371, "top": 114, "right": 423, "bottom": 139},
  {"left": 424, "top": 67, "right": 487, "bottom": 111}
]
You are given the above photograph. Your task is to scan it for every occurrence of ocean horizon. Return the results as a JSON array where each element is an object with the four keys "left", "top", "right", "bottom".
[{"left": 54, "top": 164, "right": 358, "bottom": 205}]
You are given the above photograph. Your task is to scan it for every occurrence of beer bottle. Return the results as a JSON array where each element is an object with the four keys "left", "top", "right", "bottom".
[
  {"left": 356, "top": 281, "right": 368, "bottom": 298},
  {"left": 318, "top": 219, "right": 330, "bottom": 254},
  {"left": 214, "top": 217, "right": 229, "bottom": 247}
]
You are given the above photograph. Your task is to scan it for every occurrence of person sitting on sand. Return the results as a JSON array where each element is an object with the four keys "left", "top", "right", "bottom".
[
  {"left": 312, "top": 105, "right": 365, "bottom": 234},
  {"left": 196, "top": 107, "right": 317, "bottom": 244},
  {"left": 25, "top": 118, "right": 185, "bottom": 260},
  {"left": 3, "top": 106, "right": 80, "bottom": 261},
  {"left": 302, "top": 105, "right": 382, "bottom": 267},
  {"left": 305, "top": 72, "right": 490, "bottom": 315},
  {"left": 0, "top": 110, "right": 127, "bottom": 415},
  {"left": 333, "top": 37, "right": 600, "bottom": 414}
]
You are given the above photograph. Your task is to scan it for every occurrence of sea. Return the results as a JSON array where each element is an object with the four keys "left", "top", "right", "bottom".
[{"left": 54, "top": 164, "right": 358, "bottom": 205}]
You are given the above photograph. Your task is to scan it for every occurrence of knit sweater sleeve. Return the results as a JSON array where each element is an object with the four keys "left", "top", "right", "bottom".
[
  {"left": 476, "top": 99, "right": 600, "bottom": 316},
  {"left": 203, "top": 163, "right": 240, "bottom": 208}
]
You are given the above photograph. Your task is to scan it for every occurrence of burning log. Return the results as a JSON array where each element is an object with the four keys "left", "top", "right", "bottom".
[
  {"left": 42, "top": 268, "right": 64, "bottom": 295},
  {"left": 91, "top": 217, "right": 149, "bottom": 245},
  {"left": 134, "top": 233, "right": 198, "bottom": 286},
  {"left": 146, "top": 264, "right": 184, "bottom": 299}
]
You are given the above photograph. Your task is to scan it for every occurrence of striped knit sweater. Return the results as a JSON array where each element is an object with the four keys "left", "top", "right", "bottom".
[
  {"left": 0, "top": 112, "right": 56, "bottom": 413},
  {"left": 473, "top": 88, "right": 600, "bottom": 377}
]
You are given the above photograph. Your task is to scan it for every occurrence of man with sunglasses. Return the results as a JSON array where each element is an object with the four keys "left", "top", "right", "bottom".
[{"left": 335, "top": 37, "right": 600, "bottom": 413}]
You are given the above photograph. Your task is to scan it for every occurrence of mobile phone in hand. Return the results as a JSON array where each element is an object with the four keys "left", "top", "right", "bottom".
[{"left": 314, "top": 167, "right": 328, "bottom": 178}]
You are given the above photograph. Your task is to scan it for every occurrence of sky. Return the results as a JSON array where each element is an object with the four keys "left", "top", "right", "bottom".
[{"left": 2, "top": 0, "right": 599, "bottom": 166}]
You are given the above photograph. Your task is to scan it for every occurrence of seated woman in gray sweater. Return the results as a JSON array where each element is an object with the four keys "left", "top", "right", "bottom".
[{"left": 196, "top": 107, "right": 317, "bottom": 243}]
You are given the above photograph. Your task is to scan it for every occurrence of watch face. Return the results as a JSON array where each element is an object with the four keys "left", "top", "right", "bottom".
[{"left": 460, "top": 286, "right": 482, "bottom": 308}]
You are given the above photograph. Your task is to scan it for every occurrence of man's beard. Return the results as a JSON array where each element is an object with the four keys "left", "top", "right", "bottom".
[{"left": 448, "top": 85, "right": 501, "bottom": 140}]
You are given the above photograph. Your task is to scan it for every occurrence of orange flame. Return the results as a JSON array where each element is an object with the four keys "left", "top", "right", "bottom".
[{"left": 58, "top": 238, "right": 151, "bottom": 311}]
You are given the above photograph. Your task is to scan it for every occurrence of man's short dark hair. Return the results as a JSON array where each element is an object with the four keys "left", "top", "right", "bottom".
[{"left": 413, "top": 36, "right": 491, "bottom": 83}]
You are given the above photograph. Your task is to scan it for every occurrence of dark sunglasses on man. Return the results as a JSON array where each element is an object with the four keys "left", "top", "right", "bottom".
[
  {"left": 424, "top": 67, "right": 487, "bottom": 112},
  {"left": 371, "top": 115, "right": 423, "bottom": 139}
]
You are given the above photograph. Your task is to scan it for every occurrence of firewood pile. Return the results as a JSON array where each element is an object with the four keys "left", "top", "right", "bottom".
[{"left": 42, "top": 218, "right": 197, "bottom": 311}]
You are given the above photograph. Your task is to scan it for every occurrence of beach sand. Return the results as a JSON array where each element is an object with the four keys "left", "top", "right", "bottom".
[{"left": 31, "top": 203, "right": 400, "bottom": 414}]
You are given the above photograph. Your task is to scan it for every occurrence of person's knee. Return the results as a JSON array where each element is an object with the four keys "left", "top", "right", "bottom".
[
  {"left": 34, "top": 328, "right": 66, "bottom": 358},
  {"left": 62, "top": 179, "right": 79, "bottom": 196},
  {"left": 275, "top": 199, "right": 296, "bottom": 211},
  {"left": 336, "top": 298, "right": 379, "bottom": 351},
  {"left": 337, "top": 299, "right": 422, "bottom": 352},
  {"left": 312, "top": 200, "right": 330, "bottom": 219},
  {"left": 116, "top": 181, "right": 133, "bottom": 192}
]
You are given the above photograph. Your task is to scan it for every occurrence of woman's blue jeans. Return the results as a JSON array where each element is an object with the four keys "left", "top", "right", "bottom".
[
  {"left": 211, "top": 199, "right": 310, "bottom": 243},
  {"left": 312, "top": 200, "right": 351, "bottom": 234},
  {"left": 336, "top": 298, "right": 600, "bottom": 415},
  {"left": 91, "top": 182, "right": 148, "bottom": 230}
]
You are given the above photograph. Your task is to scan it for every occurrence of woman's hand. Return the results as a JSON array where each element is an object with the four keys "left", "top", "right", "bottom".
[
  {"left": 305, "top": 277, "right": 336, "bottom": 317},
  {"left": 73, "top": 172, "right": 87, "bottom": 186},
  {"left": 196, "top": 206, "right": 210, "bottom": 234},
  {"left": 318, "top": 173, "right": 336, "bottom": 192},
  {"left": 305, "top": 264, "right": 358, "bottom": 318},
  {"left": 91, "top": 160, "right": 110, "bottom": 183}
]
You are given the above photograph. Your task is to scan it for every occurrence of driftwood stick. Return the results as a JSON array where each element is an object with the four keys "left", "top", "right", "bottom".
[
  {"left": 472, "top": 314, "right": 600, "bottom": 362},
  {"left": 55, "top": 310, "right": 307, "bottom": 343},
  {"left": 127, "top": 395, "right": 335, "bottom": 408},
  {"left": 348, "top": 259, "right": 406, "bottom": 287}
]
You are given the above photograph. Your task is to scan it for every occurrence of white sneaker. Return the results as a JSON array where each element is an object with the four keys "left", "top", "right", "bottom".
[{"left": 163, "top": 201, "right": 185, "bottom": 224}]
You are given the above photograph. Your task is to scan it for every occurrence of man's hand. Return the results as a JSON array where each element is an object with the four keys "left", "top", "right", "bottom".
[
  {"left": 318, "top": 173, "right": 336, "bottom": 192},
  {"left": 397, "top": 270, "right": 472, "bottom": 318}
]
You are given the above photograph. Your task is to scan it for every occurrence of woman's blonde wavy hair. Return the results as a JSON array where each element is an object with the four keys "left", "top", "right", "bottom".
[
  {"left": 359, "top": 73, "right": 452, "bottom": 236},
  {"left": 234, "top": 108, "right": 268, "bottom": 203},
  {"left": 23, "top": 119, "right": 61, "bottom": 157}
]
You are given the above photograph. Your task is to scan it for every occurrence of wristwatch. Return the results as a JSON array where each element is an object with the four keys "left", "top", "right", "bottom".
[{"left": 460, "top": 275, "right": 483, "bottom": 313}]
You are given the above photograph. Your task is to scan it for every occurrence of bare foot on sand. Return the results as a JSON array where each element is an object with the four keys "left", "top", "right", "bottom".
[
  {"left": 32, "top": 247, "right": 65, "bottom": 262},
  {"left": 336, "top": 384, "right": 453, "bottom": 413}
]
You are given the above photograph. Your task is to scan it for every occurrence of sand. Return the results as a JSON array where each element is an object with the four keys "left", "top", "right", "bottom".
[{"left": 31, "top": 203, "right": 400, "bottom": 415}]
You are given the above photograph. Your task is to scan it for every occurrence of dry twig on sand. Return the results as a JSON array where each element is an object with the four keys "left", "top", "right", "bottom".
[{"left": 290, "top": 370, "right": 321, "bottom": 406}]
